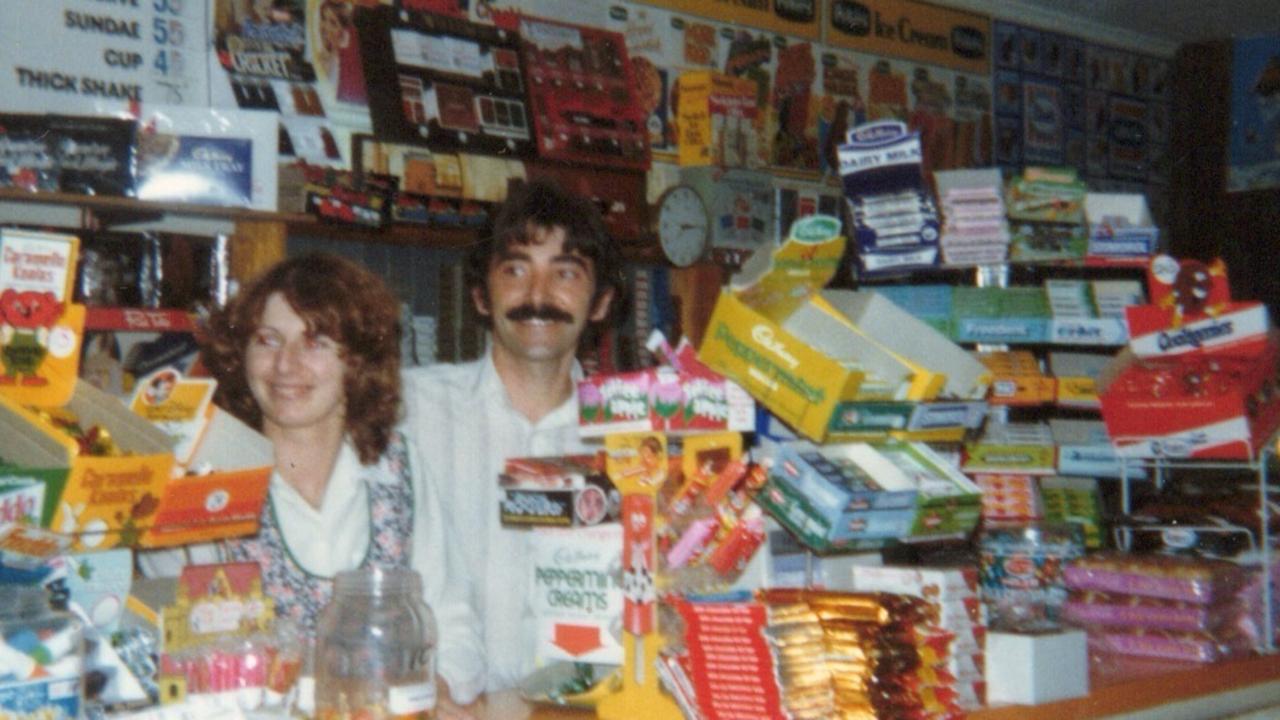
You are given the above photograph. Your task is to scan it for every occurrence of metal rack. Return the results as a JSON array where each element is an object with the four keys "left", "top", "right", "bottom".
[{"left": 1115, "top": 440, "right": 1279, "bottom": 651}]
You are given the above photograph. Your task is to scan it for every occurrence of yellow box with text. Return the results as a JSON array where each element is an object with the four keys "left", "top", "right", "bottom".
[{"left": 698, "top": 215, "right": 989, "bottom": 443}]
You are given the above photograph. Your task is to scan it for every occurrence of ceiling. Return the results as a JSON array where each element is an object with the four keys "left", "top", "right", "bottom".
[{"left": 949, "top": 0, "right": 1280, "bottom": 56}]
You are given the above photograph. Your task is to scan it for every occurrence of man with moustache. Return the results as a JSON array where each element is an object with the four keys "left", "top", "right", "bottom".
[{"left": 403, "top": 179, "right": 626, "bottom": 705}]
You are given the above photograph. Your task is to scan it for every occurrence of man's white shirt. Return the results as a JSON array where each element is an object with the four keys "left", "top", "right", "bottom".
[{"left": 402, "top": 352, "right": 588, "bottom": 695}]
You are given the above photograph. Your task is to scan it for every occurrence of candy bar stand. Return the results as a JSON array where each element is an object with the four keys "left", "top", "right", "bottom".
[
  {"left": 1114, "top": 441, "right": 1278, "bottom": 653},
  {"left": 492, "top": 438, "right": 1280, "bottom": 719}
]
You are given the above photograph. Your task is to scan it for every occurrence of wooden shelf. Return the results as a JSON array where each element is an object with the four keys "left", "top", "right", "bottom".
[
  {"left": 0, "top": 188, "right": 480, "bottom": 244},
  {"left": 0, "top": 188, "right": 486, "bottom": 280},
  {"left": 0, "top": 187, "right": 297, "bottom": 224},
  {"left": 0, "top": 189, "right": 662, "bottom": 280}
]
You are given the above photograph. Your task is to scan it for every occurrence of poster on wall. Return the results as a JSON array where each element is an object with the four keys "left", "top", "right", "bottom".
[
  {"left": 607, "top": 3, "right": 716, "bottom": 154},
  {"left": 992, "top": 19, "right": 1169, "bottom": 215},
  {"left": 1228, "top": 36, "right": 1280, "bottom": 192},
  {"left": 211, "top": 0, "right": 318, "bottom": 112},
  {"left": 0, "top": 0, "right": 209, "bottom": 114},
  {"left": 825, "top": 0, "right": 990, "bottom": 76},
  {"left": 206, "top": 0, "right": 379, "bottom": 167},
  {"left": 308, "top": 0, "right": 374, "bottom": 116},
  {"left": 640, "top": 0, "right": 819, "bottom": 40},
  {"left": 607, "top": 0, "right": 991, "bottom": 175},
  {"left": 606, "top": 3, "right": 779, "bottom": 167},
  {"left": 1021, "top": 80, "right": 1063, "bottom": 164}
]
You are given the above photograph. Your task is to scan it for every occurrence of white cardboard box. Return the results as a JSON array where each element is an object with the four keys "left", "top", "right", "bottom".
[{"left": 985, "top": 630, "right": 1088, "bottom": 705}]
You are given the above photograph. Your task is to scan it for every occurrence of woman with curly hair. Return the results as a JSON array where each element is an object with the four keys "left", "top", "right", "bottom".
[
  {"left": 139, "top": 252, "right": 412, "bottom": 631},
  {"left": 143, "top": 252, "right": 484, "bottom": 717}
]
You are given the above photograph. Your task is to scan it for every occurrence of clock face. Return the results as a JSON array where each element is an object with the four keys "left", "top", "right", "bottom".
[{"left": 657, "top": 185, "right": 710, "bottom": 267}]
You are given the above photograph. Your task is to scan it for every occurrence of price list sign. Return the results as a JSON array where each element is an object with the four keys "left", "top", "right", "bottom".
[{"left": 1, "top": 0, "right": 208, "bottom": 113}]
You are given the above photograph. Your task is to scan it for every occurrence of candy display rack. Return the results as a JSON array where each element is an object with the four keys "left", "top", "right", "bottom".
[{"left": 1113, "top": 442, "right": 1280, "bottom": 652}]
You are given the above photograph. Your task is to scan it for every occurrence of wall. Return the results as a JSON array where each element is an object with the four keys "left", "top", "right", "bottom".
[{"left": 1167, "top": 40, "right": 1280, "bottom": 316}]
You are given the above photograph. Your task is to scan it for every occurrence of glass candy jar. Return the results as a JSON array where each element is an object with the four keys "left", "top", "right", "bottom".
[
  {"left": 978, "top": 521, "right": 1085, "bottom": 632},
  {"left": 0, "top": 583, "right": 84, "bottom": 719},
  {"left": 314, "top": 567, "right": 437, "bottom": 720}
]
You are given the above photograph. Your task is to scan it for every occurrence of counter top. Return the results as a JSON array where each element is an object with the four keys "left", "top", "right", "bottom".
[
  {"left": 484, "top": 652, "right": 1280, "bottom": 720},
  {"left": 973, "top": 651, "right": 1280, "bottom": 720}
]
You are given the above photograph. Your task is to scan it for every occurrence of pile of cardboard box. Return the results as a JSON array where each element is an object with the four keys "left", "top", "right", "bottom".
[{"left": 0, "top": 228, "right": 271, "bottom": 550}]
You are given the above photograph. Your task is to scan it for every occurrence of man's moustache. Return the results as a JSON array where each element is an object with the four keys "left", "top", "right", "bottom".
[{"left": 506, "top": 304, "right": 574, "bottom": 323}]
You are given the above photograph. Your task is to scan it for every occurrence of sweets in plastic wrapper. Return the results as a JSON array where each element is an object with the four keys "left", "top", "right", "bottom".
[
  {"left": 32, "top": 407, "right": 129, "bottom": 457},
  {"left": 654, "top": 436, "right": 767, "bottom": 594},
  {"left": 1063, "top": 552, "right": 1249, "bottom": 605},
  {"left": 1063, "top": 591, "right": 1233, "bottom": 633},
  {"left": 1086, "top": 627, "right": 1252, "bottom": 663},
  {"left": 158, "top": 624, "right": 306, "bottom": 710},
  {"left": 1234, "top": 562, "right": 1280, "bottom": 648}
]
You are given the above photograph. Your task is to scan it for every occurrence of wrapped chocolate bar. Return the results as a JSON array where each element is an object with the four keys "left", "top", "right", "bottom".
[
  {"left": 760, "top": 589, "right": 892, "bottom": 626},
  {"left": 757, "top": 590, "right": 949, "bottom": 719},
  {"left": 665, "top": 598, "right": 789, "bottom": 720}
]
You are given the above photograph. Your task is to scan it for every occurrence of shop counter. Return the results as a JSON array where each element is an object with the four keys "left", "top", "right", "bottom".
[
  {"left": 489, "top": 652, "right": 1280, "bottom": 719},
  {"left": 974, "top": 652, "right": 1280, "bottom": 720}
]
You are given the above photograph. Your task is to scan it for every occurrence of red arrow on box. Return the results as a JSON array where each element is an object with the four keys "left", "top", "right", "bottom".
[{"left": 553, "top": 623, "right": 602, "bottom": 656}]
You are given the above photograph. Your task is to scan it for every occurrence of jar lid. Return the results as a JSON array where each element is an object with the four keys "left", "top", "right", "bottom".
[{"left": 332, "top": 566, "right": 423, "bottom": 596}]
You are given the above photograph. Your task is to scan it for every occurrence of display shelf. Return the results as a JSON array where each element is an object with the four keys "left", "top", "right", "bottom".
[
  {"left": 1114, "top": 438, "right": 1280, "bottom": 652},
  {"left": 0, "top": 188, "right": 484, "bottom": 286},
  {"left": 0, "top": 188, "right": 482, "bottom": 243},
  {"left": 0, "top": 188, "right": 666, "bottom": 283}
]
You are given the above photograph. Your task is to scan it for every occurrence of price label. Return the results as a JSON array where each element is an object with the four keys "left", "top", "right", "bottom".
[{"left": 1, "top": 0, "right": 207, "bottom": 113}]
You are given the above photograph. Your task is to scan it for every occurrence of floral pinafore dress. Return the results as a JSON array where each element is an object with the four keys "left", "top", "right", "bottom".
[{"left": 224, "top": 433, "right": 414, "bottom": 632}]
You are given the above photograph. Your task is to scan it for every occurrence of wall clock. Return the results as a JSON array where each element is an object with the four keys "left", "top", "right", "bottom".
[{"left": 655, "top": 184, "right": 710, "bottom": 267}]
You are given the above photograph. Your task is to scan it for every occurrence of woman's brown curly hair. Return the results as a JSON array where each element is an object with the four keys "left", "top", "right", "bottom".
[{"left": 202, "top": 252, "right": 401, "bottom": 464}]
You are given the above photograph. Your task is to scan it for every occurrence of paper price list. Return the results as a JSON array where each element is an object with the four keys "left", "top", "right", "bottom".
[{"left": 3, "top": 0, "right": 208, "bottom": 112}]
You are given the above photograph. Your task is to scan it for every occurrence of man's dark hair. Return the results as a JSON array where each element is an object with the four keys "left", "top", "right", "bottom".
[{"left": 465, "top": 178, "right": 628, "bottom": 335}]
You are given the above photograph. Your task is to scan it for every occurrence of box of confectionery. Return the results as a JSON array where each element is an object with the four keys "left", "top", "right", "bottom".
[
  {"left": 1, "top": 229, "right": 271, "bottom": 548},
  {"left": 577, "top": 338, "right": 754, "bottom": 437},
  {"left": 498, "top": 453, "right": 618, "bottom": 529},
  {"left": 756, "top": 439, "right": 981, "bottom": 552},
  {"left": 1100, "top": 256, "right": 1280, "bottom": 459},
  {"left": 699, "top": 215, "right": 989, "bottom": 444}
]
